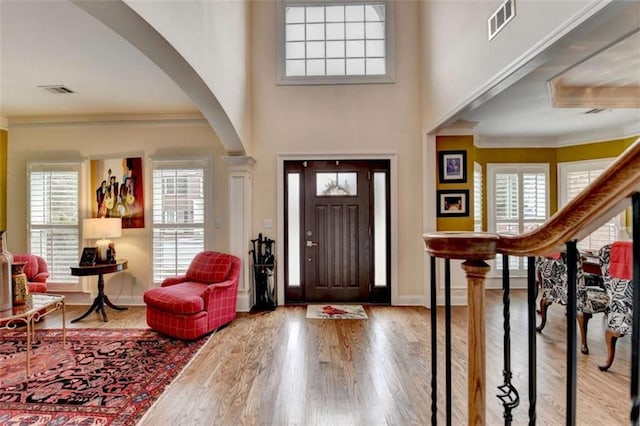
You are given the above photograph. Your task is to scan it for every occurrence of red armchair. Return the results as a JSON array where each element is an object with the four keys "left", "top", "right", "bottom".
[
  {"left": 143, "top": 251, "right": 240, "bottom": 339},
  {"left": 13, "top": 253, "right": 49, "bottom": 293}
]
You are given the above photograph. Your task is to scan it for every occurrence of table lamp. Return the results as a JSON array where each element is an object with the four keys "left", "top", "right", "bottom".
[{"left": 83, "top": 218, "right": 122, "bottom": 263}]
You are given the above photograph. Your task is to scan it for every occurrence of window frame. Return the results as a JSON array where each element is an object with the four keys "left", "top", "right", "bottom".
[
  {"left": 487, "top": 163, "right": 550, "bottom": 273},
  {"left": 276, "top": 0, "right": 396, "bottom": 85},
  {"left": 27, "top": 161, "right": 82, "bottom": 287},
  {"left": 150, "top": 157, "right": 213, "bottom": 285},
  {"left": 558, "top": 157, "right": 626, "bottom": 250}
]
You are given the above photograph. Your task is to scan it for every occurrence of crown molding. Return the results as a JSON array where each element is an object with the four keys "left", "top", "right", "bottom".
[
  {"left": 7, "top": 112, "right": 206, "bottom": 126},
  {"left": 473, "top": 135, "right": 558, "bottom": 149},
  {"left": 473, "top": 125, "right": 640, "bottom": 149}
]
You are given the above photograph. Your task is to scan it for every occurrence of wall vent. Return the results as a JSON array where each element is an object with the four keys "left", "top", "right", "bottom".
[
  {"left": 488, "top": 0, "right": 516, "bottom": 40},
  {"left": 38, "top": 85, "right": 75, "bottom": 94}
]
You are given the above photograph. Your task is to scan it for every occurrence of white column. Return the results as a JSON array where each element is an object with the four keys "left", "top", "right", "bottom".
[{"left": 222, "top": 156, "right": 255, "bottom": 312}]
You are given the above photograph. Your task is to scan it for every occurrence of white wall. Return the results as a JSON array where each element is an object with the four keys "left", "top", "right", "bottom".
[
  {"left": 250, "top": 0, "right": 425, "bottom": 302},
  {"left": 125, "top": 0, "right": 252, "bottom": 153},
  {"left": 6, "top": 120, "right": 229, "bottom": 304},
  {"left": 420, "top": 0, "right": 599, "bottom": 131}
]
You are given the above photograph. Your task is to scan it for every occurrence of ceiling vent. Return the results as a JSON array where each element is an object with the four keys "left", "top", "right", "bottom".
[
  {"left": 488, "top": 0, "right": 516, "bottom": 40},
  {"left": 38, "top": 85, "right": 75, "bottom": 94},
  {"left": 583, "top": 108, "right": 611, "bottom": 114}
]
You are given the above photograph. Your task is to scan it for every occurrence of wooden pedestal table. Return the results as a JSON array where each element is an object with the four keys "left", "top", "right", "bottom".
[
  {"left": 0, "top": 293, "right": 66, "bottom": 375},
  {"left": 70, "top": 260, "right": 128, "bottom": 323}
]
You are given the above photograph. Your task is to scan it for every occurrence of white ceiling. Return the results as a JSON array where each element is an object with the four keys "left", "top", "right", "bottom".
[
  {"left": 1, "top": 1, "right": 638, "bottom": 145},
  {"left": 0, "top": 0, "right": 197, "bottom": 118}
]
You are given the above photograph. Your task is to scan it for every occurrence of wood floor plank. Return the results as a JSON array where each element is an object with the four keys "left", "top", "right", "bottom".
[{"left": 30, "top": 291, "right": 630, "bottom": 425}]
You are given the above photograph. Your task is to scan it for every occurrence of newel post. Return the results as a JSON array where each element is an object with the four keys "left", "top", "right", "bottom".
[
  {"left": 462, "top": 259, "right": 491, "bottom": 426},
  {"left": 423, "top": 232, "right": 498, "bottom": 426}
]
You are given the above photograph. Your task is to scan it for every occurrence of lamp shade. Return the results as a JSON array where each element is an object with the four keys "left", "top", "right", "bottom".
[{"left": 83, "top": 218, "right": 122, "bottom": 240}]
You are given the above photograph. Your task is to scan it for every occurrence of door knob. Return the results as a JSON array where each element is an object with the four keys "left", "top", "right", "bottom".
[{"left": 306, "top": 240, "right": 318, "bottom": 247}]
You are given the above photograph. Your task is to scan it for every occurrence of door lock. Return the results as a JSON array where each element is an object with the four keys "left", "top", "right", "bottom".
[{"left": 306, "top": 240, "right": 318, "bottom": 247}]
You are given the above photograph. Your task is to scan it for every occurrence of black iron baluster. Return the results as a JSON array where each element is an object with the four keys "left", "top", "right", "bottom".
[
  {"left": 445, "top": 258, "right": 452, "bottom": 426},
  {"left": 631, "top": 193, "right": 640, "bottom": 425},
  {"left": 497, "top": 254, "right": 520, "bottom": 425},
  {"left": 430, "top": 255, "right": 438, "bottom": 425},
  {"left": 566, "top": 241, "right": 578, "bottom": 426},
  {"left": 527, "top": 256, "right": 537, "bottom": 425}
]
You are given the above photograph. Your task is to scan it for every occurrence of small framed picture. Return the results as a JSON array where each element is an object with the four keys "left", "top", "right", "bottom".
[
  {"left": 438, "top": 150, "right": 467, "bottom": 183},
  {"left": 80, "top": 247, "right": 97, "bottom": 266},
  {"left": 437, "top": 189, "right": 470, "bottom": 217}
]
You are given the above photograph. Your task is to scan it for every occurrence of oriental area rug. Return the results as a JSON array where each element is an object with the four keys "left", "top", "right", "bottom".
[
  {"left": 306, "top": 304, "right": 368, "bottom": 319},
  {"left": 0, "top": 328, "right": 210, "bottom": 425}
]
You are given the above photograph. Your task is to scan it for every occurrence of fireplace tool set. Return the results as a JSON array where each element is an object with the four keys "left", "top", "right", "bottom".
[{"left": 250, "top": 233, "right": 276, "bottom": 312}]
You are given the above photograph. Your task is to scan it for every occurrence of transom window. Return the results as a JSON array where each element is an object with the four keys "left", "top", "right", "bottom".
[{"left": 278, "top": 0, "right": 394, "bottom": 84}]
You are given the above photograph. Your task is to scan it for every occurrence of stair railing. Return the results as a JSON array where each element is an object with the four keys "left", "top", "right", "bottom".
[{"left": 424, "top": 136, "right": 640, "bottom": 425}]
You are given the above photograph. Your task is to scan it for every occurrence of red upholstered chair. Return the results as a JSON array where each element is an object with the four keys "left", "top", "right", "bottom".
[
  {"left": 12, "top": 253, "right": 49, "bottom": 293},
  {"left": 143, "top": 251, "right": 240, "bottom": 339}
]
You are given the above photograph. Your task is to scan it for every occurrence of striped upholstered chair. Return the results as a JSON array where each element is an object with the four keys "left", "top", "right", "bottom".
[
  {"left": 535, "top": 250, "right": 609, "bottom": 355},
  {"left": 597, "top": 242, "right": 633, "bottom": 371},
  {"left": 144, "top": 251, "right": 240, "bottom": 339}
]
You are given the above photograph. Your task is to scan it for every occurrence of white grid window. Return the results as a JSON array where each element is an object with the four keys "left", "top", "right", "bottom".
[
  {"left": 488, "top": 164, "right": 549, "bottom": 273},
  {"left": 28, "top": 163, "right": 80, "bottom": 283},
  {"left": 279, "top": 1, "right": 394, "bottom": 84},
  {"left": 474, "top": 162, "right": 483, "bottom": 232},
  {"left": 152, "top": 160, "right": 210, "bottom": 283},
  {"left": 559, "top": 158, "right": 625, "bottom": 251}
]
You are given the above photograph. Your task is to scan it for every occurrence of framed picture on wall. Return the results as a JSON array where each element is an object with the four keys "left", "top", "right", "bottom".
[
  {"left": 438, "top": 150, "right": 467, "bottom": 183},
  {"left": 436, "top": 189, "right": 469, "bottom": 217},
  {"left": 90, "top": 157, "right": 144, "bottom": 228}
]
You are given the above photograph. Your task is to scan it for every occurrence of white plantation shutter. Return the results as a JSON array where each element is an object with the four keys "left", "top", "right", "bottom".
[
  {"left": 29, "top": 164, "right": 80, "bottom": 283},
  {"left": 522, "top": 172, "right": 546, "bottom": 230},
  {"left": 489, "top": 164, "right": 549, "bottom": 272},
  {"left": 152, "top": 160, "right": 209, "bottom": 283},
  {"left": 560, "top": 159, "right": 621, "bottom": 250},
  {"left": 474, "top": 163, "right": 483, "bottom": 232}
]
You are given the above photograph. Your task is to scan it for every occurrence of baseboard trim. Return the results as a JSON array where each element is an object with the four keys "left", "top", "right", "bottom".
[
  {"left": 395, "top": 295, "right": 425, "bottom": 306},
  {"left": 236, "top": 290, "right": 252, "bottom": 312}
]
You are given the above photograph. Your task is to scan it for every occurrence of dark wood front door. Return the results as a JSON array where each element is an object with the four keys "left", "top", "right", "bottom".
[{"left": 284, "top": 159, "right": 390, "bottom": 304}]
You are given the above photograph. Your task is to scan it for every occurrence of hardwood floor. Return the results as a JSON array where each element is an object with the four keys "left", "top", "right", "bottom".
[{"left": 35, "top": 290, "right": 630, "bottom": 425}]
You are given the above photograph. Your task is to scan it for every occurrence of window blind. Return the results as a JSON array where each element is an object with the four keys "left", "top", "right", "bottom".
[
  {"left": 152, "top": 166, "right": 206, "bottom": 283},
  {"left": 566, "top": 168, "right": 618, "bottom": 250},
  {"left": 29, "top": 167, "right": 79, "bottom": 283},
  {"left": 489, "top": 164, "right": 549, "bottom": 272},
  {"left": 473, "top": 163, "right": 483, "bottom": 232}
]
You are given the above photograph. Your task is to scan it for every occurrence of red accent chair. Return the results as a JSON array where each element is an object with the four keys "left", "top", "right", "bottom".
[
  {"left": 143, "top": 251, "right": 240, "bottom": 339},
  {"left": 13, "top": 253, "right": 49, "bottom": 293}
]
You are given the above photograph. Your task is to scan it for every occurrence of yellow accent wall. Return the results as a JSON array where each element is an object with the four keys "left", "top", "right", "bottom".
[
  {"left": 556, "top": 136, "right": 637, "bottom": 163},
  {"left": 436, "top": 135, "right": 474, "bottom": 231},
  {"left": 0, "top": 130, "right": 6, "bottom": 231}
]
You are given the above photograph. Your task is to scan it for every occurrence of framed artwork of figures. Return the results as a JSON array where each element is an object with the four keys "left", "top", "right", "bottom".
[
  {"left": 438, "top": 150, "right": 467, "bottom": 183},
  {"left": 90, "top": 157, "right": 144, "bottom": 228}
]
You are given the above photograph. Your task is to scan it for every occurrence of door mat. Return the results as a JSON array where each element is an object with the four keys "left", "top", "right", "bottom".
[{"left": 306, "top": 304, "right": 368, "bottom": 319}]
